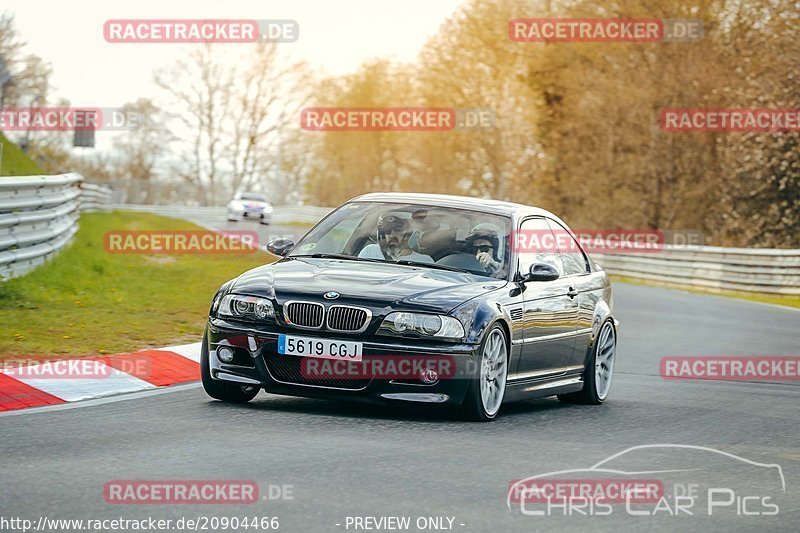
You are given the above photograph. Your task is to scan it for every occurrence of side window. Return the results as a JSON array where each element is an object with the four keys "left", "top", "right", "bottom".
[
  {"left": 517, "top": 217, "right": 563, "bottom": 277},
  {"left": 548, "top": 219, "right": 590, "bottom": 276}
]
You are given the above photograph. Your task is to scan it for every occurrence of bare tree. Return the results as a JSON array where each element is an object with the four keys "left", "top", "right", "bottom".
[
  {"left": 155, "top": 43, "right": 309, "bottom": 205},
  {"left": 109, "top": 99, "right": 173, "bottom": 203}
]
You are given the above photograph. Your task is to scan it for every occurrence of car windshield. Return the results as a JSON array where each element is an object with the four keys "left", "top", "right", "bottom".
[
  {"left": 289, "top": 202, "right": 511, "bottom": 278},
  {"left": 240, "top": 193, "right": 268, "bottom": 202}
]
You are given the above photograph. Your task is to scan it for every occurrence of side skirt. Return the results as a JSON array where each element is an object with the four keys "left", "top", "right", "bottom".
[{"left": 503, "top": 372, "right": 584, "bottom": 402}]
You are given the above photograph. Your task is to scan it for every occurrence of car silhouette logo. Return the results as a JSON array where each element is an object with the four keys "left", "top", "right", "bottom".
[{"left": 324, "top": 291, "right": 340, "bottom": 300}]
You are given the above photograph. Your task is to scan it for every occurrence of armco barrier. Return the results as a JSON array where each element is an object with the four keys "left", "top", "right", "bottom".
[
  {"left": 593, "top": 246, "right": 800, "bottom": 296},
  {"left": 0, "top": 174, "right": 111, "bottom": 279},
  {"left": 81, "top": 183, "right": 113, "bottom": 212}
]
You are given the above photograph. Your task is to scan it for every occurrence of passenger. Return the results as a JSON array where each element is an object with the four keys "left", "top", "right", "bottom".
[
  {"left": 359, "top": 214, "right": 434, "bottom": 262},
  {"left": 466, "top": 224, "right": 506, "bottom": 278}
]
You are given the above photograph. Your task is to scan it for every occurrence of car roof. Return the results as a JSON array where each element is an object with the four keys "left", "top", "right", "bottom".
[{"left": 349, "top": 192, "right": 560, "bottom": 220}]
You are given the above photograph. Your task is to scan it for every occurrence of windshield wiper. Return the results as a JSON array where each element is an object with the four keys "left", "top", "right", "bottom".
[
  {"left": 393, "top": 259, "right": 471, "bottom": 274},
  {"left": 293, "top": 253, "right": 385, "bottom": 263},
  {"left": 293, "top": 254, "right": 472, "bottom": 274}
]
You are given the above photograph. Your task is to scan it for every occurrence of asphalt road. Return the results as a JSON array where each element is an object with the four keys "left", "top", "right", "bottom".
[
  {"left": 1, "top": 282, "right": 798, "bottom": 532},
  {"left": 178, "top": 210, "right": 309, "bottom": 251}
]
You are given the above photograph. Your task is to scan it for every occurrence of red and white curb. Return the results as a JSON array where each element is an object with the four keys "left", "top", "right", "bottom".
[{"left": 0, "top": 342, "right": 201, "bottom": 412}]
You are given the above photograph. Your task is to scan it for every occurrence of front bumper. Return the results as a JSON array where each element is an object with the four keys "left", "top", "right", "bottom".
[
  {"left": 227, "top": 208, "right": 270, "bottom": 220},
  {"left": 205, "top": 318, "right": 478, "bottom": 405}
]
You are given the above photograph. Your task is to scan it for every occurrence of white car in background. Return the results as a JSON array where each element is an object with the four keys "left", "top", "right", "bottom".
[{"left": 227, "top": 192, "right": 273, "bottom": 224}]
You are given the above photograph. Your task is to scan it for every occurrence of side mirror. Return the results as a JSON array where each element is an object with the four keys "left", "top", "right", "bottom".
[
  {"left": 267, "top": 238, "right": 295, "bottom": 257},
  {"left": 520, "top": 263, "right": 560, "bottom": 283}
]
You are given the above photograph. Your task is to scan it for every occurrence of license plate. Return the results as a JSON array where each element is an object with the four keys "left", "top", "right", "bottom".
[{"left": 277, "top": 334, "right": 363, "bottom": 362}]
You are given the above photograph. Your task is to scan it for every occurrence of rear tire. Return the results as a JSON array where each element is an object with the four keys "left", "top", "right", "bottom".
[
  {"left": 558, "top": 319, "right": 616, "bottom": 405},
  {"left": 459, "top": 325, "right": 508, "bottom": 421},
  {"left": 201, "top": 335, "right": 259, "bottom": 403}
]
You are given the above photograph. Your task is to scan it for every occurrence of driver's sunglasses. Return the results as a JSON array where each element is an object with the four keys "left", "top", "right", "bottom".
[{"left": 474, "top": 244, "right": 494, "bottom": 253}]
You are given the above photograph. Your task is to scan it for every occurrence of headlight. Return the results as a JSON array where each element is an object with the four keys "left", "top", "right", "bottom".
[
  {"left": 262, "top": 205, "right": 274, "bottom": 213},
  {"left": 229, "top": 201, "right": 243, "bottom": 210},
  {"left": 378, "top": 312, "right": 465, "bottom": 341},
  {"left": 210, "top": 283, "right": 232, "bottom": 316},
  {"left": 218, "top": 294, "right": 274, "bottom": 319}
]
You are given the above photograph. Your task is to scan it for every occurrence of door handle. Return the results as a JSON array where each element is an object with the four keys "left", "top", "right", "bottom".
[{"left": 567, "top": 287, "right": 579, "bottom": 298}]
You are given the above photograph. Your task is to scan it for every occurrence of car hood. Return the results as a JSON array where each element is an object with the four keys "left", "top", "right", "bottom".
[{"left": 229, "top": 257, "right": 506, "bottom": 313}]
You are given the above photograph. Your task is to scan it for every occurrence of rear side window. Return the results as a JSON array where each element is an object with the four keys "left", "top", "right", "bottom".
[{"left": 547, "top": 219, "right": 590, "bottom": 276}]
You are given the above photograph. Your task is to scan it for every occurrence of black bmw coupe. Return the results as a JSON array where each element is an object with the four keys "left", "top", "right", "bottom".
[{"left": 202, "top": 193, "right": 617, "bottom": 420}]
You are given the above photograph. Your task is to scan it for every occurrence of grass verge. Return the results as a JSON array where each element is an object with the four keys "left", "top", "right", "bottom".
[
  {"left": 0, "top": 132, "right": 44, "bottom": 176},
  {"left": 610, "top": 275, "right": 800, "bottom": 310},
  {"left": 0, "top": 211, "right": 270, "bottom": 359}
]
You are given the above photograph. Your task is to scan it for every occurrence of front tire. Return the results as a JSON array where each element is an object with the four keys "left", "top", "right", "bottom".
[
  {"left": 558, "top": 319, "right": 616, "bottom": 405},
  {"left": 460, "top": 325, "right": 508, "bottom": 421},
  {"left": 201, "top": 335, "right": 259, "bottom": 403}
]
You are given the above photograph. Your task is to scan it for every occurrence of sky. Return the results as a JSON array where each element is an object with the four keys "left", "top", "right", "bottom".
[{"left": 4, "top": 0, "right": 468, "bottom": 108}]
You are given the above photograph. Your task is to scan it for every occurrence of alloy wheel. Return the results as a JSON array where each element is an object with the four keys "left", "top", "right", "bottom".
[
  {"left": 594, "top": 321, "right": 616, "bottom": 400},
  {"left": 480, "top": 329, "right": 508, "bottom": 416}
]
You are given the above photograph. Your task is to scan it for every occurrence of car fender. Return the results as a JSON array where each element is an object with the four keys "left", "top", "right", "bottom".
[
  {"left": 451, "top": 298, "right": 512, "bottom": 347},
  {"left": 577, "top": 287, "right": 617, "bottom": 368}
]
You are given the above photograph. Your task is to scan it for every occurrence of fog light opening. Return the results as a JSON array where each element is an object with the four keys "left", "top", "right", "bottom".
[{"left": 217, "top": 346, "right": 235, "bottom": 363}]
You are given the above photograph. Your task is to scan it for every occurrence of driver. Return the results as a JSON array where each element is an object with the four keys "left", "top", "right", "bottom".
[
  {"left": 359, "top": 214, "right": 434, "bottom": 262},
  {"left": 465, "top": 224, "right": 506, "bottom": 277}
]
